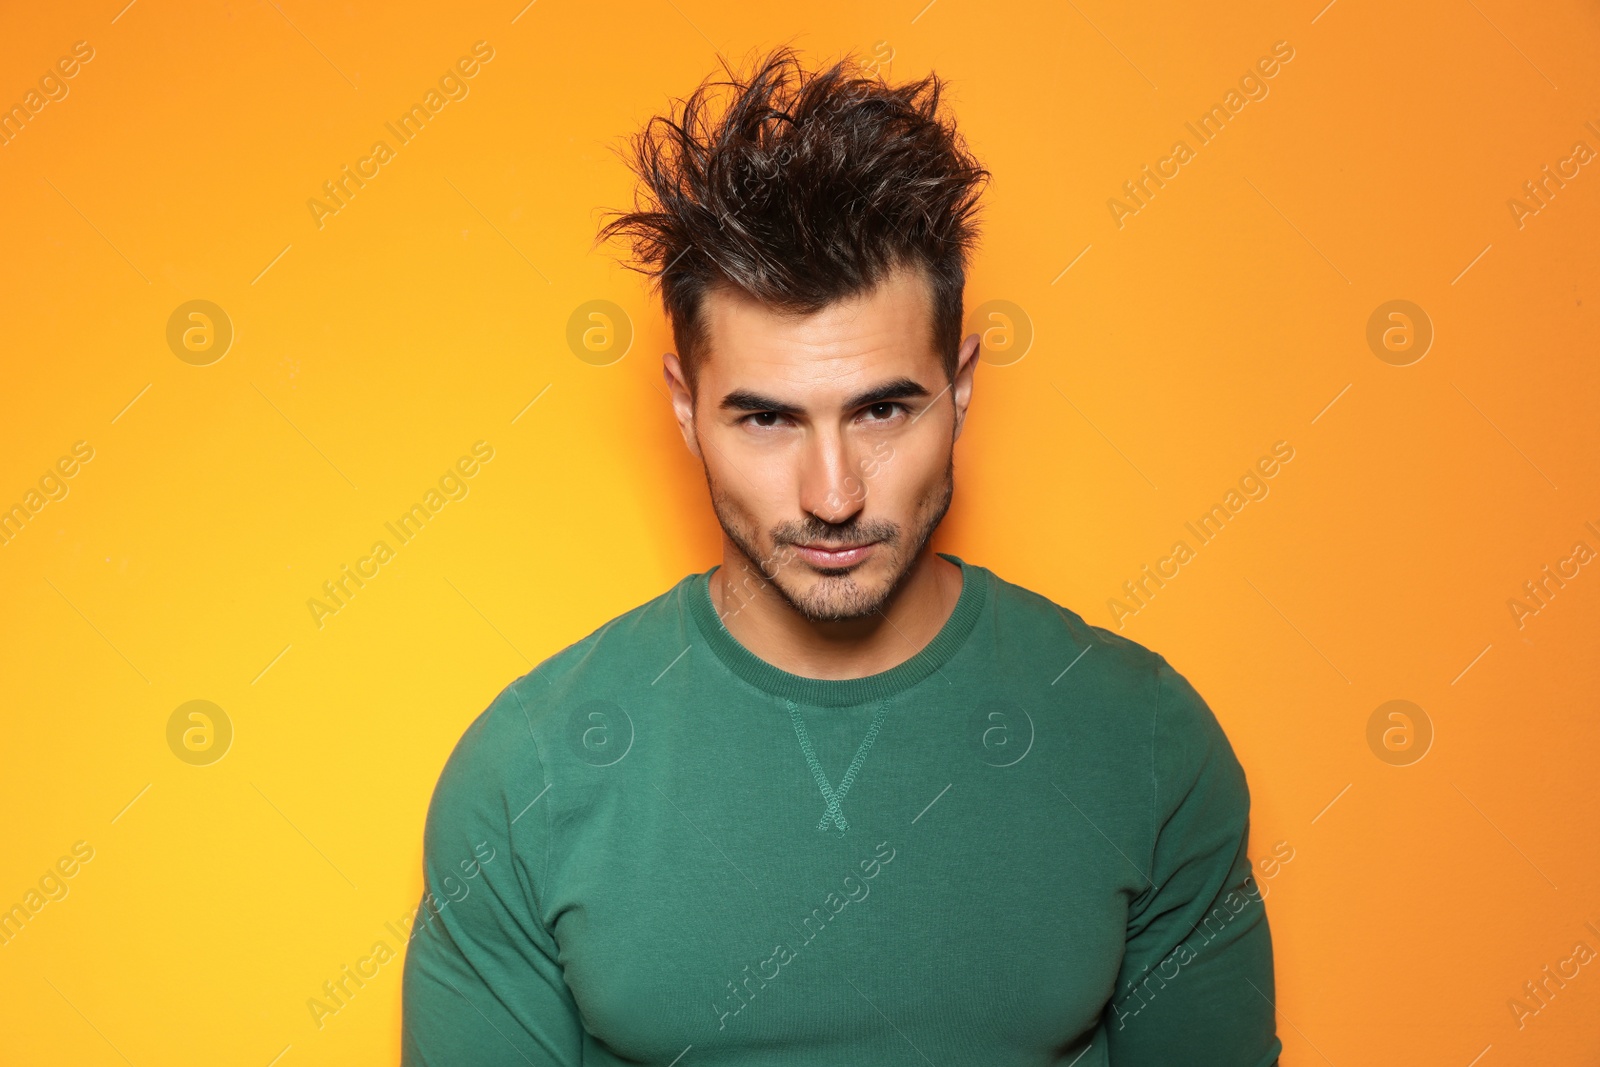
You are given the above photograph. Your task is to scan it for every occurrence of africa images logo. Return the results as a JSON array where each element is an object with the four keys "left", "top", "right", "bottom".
[
  {"left": 306, "top": 41, "right": 495, "bottom": 229},
  {"left": 711, "top": 841, "right": 896, "bottom": 1030}
]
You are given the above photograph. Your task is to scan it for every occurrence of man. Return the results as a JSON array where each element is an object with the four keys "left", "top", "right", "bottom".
[{"left": 401, "top": 46, "right": 1281, "bottom": 1067}]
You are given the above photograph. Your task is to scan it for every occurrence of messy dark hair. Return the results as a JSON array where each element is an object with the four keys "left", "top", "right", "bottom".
[{"left": 596, "top": 45, "right": 991, "bottom": 402}]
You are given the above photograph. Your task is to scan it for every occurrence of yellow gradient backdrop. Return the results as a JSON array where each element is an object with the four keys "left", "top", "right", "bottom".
[{"left": 2, "top": 0, "right": 1597, "bottom": 1063}]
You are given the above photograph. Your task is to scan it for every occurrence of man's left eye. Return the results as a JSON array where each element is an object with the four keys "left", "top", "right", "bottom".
[{"left": 862, "top": 402, "right": 905, "bottom": 421}]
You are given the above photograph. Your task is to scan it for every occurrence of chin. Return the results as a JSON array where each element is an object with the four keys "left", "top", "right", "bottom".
[{"left": 793, "top": 559, "right": 900, "bottom": 621}]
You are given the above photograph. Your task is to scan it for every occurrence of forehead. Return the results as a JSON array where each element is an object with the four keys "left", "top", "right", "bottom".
[{"left": 696, "top": 264, "right": 939, "bottom": 392}]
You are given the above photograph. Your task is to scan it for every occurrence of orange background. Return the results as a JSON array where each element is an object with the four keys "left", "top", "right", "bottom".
[{"left": 2, "top": 0, "right": 1597, "bottom": 1063}]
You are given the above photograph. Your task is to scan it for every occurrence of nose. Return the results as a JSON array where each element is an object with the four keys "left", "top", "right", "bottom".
[{"left": 797, "top": 423, "right": 865, "bottom": 528}]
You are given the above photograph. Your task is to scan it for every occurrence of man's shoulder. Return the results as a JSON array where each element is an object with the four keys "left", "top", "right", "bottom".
[
  {"left": 445, "top": 570, "right": 700, "bottom": 766},
  {"left": 982, "top": 561, "right": 1171, "bottom": 690},
  {"left": 982, "top": 562, "right": 1245, "bottom": 795},
  {"left": 518, "top": 570, "right": 695, "bottom": 691},
  {"left": 980, "top": 561, "right": 1231, "bottom": 739}
]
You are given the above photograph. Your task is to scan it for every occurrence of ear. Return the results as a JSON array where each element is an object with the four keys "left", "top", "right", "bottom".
[
  {"left": 951, "top": 331, "right": 981, "bottom": 442},
  {"left": 662, "top": 351, "right": 702, "bottom": 460}
]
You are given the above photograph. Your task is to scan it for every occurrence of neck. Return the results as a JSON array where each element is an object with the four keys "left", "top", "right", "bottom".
[{"left": 709, "top": 548, "right": 963, "bottom": 681}]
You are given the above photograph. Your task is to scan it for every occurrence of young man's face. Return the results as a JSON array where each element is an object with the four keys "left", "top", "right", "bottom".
[{"left": 664, "top": 262, "right": 980, "bottom": 623}]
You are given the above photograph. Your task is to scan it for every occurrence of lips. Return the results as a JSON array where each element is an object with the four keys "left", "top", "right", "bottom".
[{"left": 790, "top": 541, "right": 877, "bottom": 567}]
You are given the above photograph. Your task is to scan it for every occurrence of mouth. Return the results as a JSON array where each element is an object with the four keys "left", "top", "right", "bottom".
[{"left": 790, "top": 541, "right": 878, "bottom": 568}]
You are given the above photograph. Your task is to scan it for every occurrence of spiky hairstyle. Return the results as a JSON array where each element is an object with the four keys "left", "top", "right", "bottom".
[{"left": 596, "top": 45, "right": 991, "bottom": 400}]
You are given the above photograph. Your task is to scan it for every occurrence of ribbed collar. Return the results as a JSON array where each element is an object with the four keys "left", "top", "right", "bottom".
[{"left": 686, "top": 551, "right": 988, "bottom": 707}]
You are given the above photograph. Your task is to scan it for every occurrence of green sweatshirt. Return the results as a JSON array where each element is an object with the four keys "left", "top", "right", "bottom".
[{"left": 400, "top": 552, "right": 1282, "bottom": 1066}]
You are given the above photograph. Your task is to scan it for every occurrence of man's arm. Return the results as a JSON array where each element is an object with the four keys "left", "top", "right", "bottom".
[
  {"left": 401, "top": 686, "right": 584, "bottom": 1065},
  {"left": 1102, "top": 657, "right": 1282, "bottom": 1067}
]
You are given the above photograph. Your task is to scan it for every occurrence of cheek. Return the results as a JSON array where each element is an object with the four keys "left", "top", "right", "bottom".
[
  {"left": 708, "top": 458, "right": 784, "bottom": 529},
  {"left": 893, "top": 445, "right": 952, "bottom": 506}
]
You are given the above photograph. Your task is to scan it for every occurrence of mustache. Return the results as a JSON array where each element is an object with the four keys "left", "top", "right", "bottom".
[{"left": 779, "top": 523, "right": 898, "bottom": 547}]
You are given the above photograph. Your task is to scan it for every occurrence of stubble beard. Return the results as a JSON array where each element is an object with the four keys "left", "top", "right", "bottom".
[{"left": 704, "top": 450, "right": 955, "bottom": 624}]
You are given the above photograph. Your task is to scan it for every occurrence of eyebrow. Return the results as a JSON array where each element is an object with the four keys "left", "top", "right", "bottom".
[{"left": 718, "top": 376, "right": 933, "bottom": 417}]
